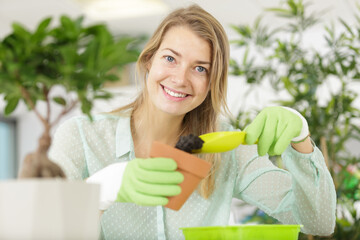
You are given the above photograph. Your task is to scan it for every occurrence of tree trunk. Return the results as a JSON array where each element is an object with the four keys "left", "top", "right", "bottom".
[{"left": 18, "top": 125, "right": 66, "bottom": 178}]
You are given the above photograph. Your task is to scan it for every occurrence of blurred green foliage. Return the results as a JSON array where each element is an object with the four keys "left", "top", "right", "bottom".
[
  {"left": 229, "top": 0, "right": 360, "bottom": 239},
  {"left": 0, "top": 15, "right": 143, "bottom": 119}
]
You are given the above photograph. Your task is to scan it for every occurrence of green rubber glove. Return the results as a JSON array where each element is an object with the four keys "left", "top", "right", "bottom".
[
  {"left": 116, "top": 157, "right": 184, "bottom": 206},
  {"left": 245, "top": 106, "right": 308, "bottom": 156}
]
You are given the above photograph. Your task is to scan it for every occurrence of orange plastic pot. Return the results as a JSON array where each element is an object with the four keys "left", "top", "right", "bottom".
[{"left": 150, "top": 141, "right": 212, "bottom": 211}]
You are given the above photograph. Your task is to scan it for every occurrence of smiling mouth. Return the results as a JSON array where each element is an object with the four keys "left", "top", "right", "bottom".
[{"left": 162, "top": 85, "right": 189, "bottom": 98}]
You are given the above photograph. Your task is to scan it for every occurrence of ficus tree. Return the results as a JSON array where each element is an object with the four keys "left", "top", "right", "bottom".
[{"left": 0, "top": 15, "right": 141, "bottom": 178}]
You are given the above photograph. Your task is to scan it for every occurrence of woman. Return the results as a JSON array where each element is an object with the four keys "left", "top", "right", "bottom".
[{"left": 49, "top": 4, "right": 336, "bottom": 240}]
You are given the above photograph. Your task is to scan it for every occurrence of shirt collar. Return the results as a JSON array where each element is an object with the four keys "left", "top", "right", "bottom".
[{"left": 115, "top": 115, "right": 133, "bottom": 158}]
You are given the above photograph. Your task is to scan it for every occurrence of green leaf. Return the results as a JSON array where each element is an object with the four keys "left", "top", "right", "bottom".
[
  {"left": 4, "top": 97, "right": 20, "bottom": 115},
  {"left": 242, "top": 47, "right": 250, "bottom": 66},
  {"left": 80, "top": 98, "right": 92, "bottom": 115},
  {"left": 339, "top": 18, "right": 354, "bottom": 37},
  {"left": 32, "top": 17, "right": 52, "bottom": 42},
  {"left": 35, "top": 17, "right": 52, "bottom": 34},
  {"left": 104, "top": 74, "right": 119, "bottom": 81},
  {"left": 60, "top": 15, "right": 78, "bottom": 41},
  {"left": 52, "top": 97, "right": 66, "bottom": 106},
  {"left": 94, "top": 91, "right": 112, "bottom": 99},
  {"left": 60, "top": 15, "right": 73, "bottom": 30},
  {"left": 266, "top": 8, "right": 292, "bottom": 15},
  {"left": 230, "top": 24, "right": 252, "bottom": 39},
  {"left": 287, "top": 0, "right": 298, "bottom": 15},
  {"left": 11, "top": 23, "right": 31, "bottom": 39},
  {"left": 74, "top": 16, "right": 84, "bottom": 29}
]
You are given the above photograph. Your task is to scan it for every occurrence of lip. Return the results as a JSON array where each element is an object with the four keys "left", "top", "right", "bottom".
[{"left": 161, "top": 84, "right": 191, "bottom": 102}]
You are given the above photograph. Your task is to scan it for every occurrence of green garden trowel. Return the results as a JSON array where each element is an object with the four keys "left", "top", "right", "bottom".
[{"left": 193, "top": 131, "right": 247, "bottom": 153}]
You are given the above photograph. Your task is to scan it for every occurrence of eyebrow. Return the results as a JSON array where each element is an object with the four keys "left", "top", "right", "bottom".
[{"left": 162, "top": 48, "right": 211, "bottom": 65}]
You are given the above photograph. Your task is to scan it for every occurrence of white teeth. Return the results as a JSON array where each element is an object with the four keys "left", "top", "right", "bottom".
[{"left": 164, "top": 87, "right": 187, "bottom": 98}]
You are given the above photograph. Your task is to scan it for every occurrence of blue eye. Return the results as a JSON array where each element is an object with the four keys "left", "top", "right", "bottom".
[
  {"left": 196, "top": 66, "right": 207, "bottom": 73},
  {"left": 165, "top": 56, "right": 175, "bottom": 62}
]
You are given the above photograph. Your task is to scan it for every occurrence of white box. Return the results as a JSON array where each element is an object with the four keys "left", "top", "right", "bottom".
[{"left": 0, "top": 179, "right": 100, "bottom": 240}]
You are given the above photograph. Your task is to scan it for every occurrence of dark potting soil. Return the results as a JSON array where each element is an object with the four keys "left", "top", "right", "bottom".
[{"left": 175, "top": 134, "right": 204, "bottom": 153}]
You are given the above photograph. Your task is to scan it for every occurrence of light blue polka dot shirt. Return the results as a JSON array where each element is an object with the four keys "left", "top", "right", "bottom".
[{"left": 49, "top": 114, "right": 336, "bottom": 240}]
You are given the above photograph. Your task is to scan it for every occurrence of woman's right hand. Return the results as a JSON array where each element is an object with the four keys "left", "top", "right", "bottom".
[{"left": 116, "top": 157, "right": 183, "bottom": 205}]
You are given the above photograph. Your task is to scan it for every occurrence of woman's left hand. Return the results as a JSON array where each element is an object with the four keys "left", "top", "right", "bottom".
[{"left": 245, "top": 106, "right": 309, "bottom": 156}]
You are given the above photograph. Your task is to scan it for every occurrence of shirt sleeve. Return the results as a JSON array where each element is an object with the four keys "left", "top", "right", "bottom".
[
  {"left": 48, "top": 117, "right": 88, "bottom": 180},
  {"left": 233, "top": 143, "right": 336, "bottom": 236}
]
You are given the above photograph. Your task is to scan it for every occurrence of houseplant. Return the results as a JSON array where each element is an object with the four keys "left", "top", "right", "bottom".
[
  {"left": 229, "top": 0, "right": 360, "bottom": 239},
  {"left": 0, "top": 15, "right": 140, "bottom": 178},
  {"left": 0, "top": 15, "right": 142, "bottom": 239}
]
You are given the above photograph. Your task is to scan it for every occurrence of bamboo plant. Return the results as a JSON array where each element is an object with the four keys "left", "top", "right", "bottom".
[
  {"left": 0, "top": 15, "right": 141, "bottom": 178},
  {"left": 229, "top": 0, "right": 360, "bottom": 239}
]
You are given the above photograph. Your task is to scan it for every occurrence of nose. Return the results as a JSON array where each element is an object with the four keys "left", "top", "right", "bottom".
[{"left": 171, "top": 66, "right": 190, "bottom": 86}]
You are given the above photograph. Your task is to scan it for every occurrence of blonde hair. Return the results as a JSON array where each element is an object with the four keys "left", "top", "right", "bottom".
[{"left": 112, "top": 4, "right": 230, "bottom": 198}]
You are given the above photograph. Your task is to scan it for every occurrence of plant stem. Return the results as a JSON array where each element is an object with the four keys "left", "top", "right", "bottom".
[
  {"left": 21, "top": 86, "right": 52, "bottom": 159},
  {"left": 51, "top": 100, "right": 78, "bottom": 128},
  {"left": 37, "top": 122, "right": 51, "bottom": 156},
  {"left": 43, "top": 86, "right": 51, "bottom": 123},
  {"left": 320, "top": 136, "right": 330, "bottom": 168},
  {"left": 320, "top": 136, "right": 338, "bottom": 191},
  {"left": 20, "top": 86, "right": 47, "bottom": 126}
]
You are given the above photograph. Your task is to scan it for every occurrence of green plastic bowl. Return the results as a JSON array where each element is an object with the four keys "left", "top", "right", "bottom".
[{"left": 180, "top": 224, "right": 301, "bottom": 240}]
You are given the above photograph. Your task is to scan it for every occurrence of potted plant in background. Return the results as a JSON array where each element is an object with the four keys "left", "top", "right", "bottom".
[
  {"left": 0, "top": 15, "right": 141, "bottom": 239},
  {"left": 229, "top": 0, "right": 360, "bottom": 239}
]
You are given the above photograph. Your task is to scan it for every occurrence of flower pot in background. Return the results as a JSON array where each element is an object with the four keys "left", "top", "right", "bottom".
[
  {"left": 0, "top": 179, "right": 100, "bottom": 240},
  {"left": 150, "top": 141, "right": 212, "bottom": 211}
]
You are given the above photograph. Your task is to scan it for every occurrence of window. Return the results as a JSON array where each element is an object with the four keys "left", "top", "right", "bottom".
[{"left": 0, "top": 118, "right": 17, "bottom": 179}]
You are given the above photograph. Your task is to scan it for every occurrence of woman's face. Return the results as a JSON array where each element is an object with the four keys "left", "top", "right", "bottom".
[{"left": 146, "top": 26, "right": 211, "bottom": 117}]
